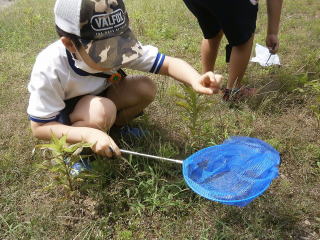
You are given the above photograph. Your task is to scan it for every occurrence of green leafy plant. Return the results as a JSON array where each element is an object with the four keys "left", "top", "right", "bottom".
[
  {"left": 173, "top": 85, "right": 213, "bottom": 136},
  {"left": 34, "top": 134, "right": 93, "bottom": 194}
]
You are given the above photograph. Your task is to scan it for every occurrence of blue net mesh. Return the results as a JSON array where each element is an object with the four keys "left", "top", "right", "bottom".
[{"left": 182, "top": 137, "right": 280, "bottom": 207}]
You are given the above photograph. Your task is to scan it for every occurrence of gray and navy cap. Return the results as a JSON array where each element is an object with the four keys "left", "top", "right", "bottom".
[{"left": 54, "top": 0, "right": 143, "bottom": 68}]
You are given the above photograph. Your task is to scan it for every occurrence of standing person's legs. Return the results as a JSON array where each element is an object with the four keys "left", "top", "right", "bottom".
[
  {"left": 184, "top": 0, "right": 258, "bottom": 99},
  {"left": 201, "top": 31, "right": 223, "bottom": 73},
  {"left": 183, "top": 0, "right": 222, "bottom": 73},
  {"left": 217, "top": 0, "right": 258, "bottom": 92},
  {"left": 227, "top": 35, "right": 254, "bottom": 89}
]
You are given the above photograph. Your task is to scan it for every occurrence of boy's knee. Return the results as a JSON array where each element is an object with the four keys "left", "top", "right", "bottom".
[
  {"left": 71, "top": 96, "right": 117, "bottom": 130},
  {"left": 90, "top": 98, "right": 117, "bottom": 130},
  {"left": 136, "top": 76, "right": 157, "bottom": 102}
]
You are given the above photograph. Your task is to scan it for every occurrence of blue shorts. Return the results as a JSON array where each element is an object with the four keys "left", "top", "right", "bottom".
[{"left": 183, "top": 0, "right": 258, "bottom": 46}]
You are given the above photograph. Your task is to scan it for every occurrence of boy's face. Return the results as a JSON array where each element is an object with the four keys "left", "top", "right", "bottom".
[
  {"left": 77, "top": 47, "right": 111, "bottom": 72},
  {"left": 61, "top": 36, "right": 111, "bottom": 72}
]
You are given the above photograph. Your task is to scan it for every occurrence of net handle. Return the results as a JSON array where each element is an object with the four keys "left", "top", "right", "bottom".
[{"left": 120, "top": 149, "right": 183, "bottom": 164}]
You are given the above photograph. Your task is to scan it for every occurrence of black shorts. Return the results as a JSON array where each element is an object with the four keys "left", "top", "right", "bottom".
[{"left": 183, "top": 0, "right": 258, "bottom": 46}]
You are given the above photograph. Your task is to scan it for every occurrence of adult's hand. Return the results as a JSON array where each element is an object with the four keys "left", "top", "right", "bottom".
[{"left": 266, "top": 34, "right": 279, "bottom": 54}]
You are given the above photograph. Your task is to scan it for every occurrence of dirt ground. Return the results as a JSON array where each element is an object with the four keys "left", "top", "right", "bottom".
[{"left": 0, "top": 0, "right": 15, "bottom": 10}]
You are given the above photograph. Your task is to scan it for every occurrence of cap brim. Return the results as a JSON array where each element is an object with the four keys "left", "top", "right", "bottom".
[{"left": 80, "top": 29, "right": 143, "bottom": 69}]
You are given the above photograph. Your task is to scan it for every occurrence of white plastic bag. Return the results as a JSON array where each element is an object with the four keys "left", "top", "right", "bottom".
[{"left": 250, "top": 43, "right": 281, "bottom": 67}]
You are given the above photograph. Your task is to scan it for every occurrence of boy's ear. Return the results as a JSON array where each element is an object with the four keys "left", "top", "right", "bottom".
[{"left": 60, "top": 37, "right": 77, "bottom": 53}]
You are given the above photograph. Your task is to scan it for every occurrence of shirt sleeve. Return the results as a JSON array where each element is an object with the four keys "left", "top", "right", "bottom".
[
  {"left": 122, "top": 44, "right": 166, "bottom": 74},
  {"left": 27, "top": 55, "right": 66, "bottom": 123}
]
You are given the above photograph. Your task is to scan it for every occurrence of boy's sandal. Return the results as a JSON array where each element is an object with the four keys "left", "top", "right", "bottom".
[
  {"left": 222, "top": 87, "right": 258, "bottom": 102},
  {"left": 64, "top": 156, "right": 93, "bottom": 177},
  {"left": 119, "top": 125, "right": 148, "bottom": 138}
]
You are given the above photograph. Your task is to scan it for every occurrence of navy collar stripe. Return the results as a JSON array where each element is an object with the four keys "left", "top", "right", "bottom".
[{"left": 66, "top": 50, "right": 111, "bottom": 78}]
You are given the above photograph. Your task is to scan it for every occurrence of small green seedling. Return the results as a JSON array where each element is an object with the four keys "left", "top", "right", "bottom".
[
  {"left": 174, "top": 85, "right": 211, "bottom": 135},
  {"left": 34, "top": 134, "right": 93, "bottom": 194}
]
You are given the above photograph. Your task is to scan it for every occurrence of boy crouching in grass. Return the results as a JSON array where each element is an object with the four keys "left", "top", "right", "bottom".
[{"left": 27, "top": 0, "right": 222, "bottom": 160}]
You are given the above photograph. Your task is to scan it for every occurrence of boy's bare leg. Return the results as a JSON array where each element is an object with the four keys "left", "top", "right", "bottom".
[
  {"left": 106, "top": 75, "right": 156, "bottom": 126},
  {"left": 227, "top": 35, "right": 254, "bottom": 89},
  {"left": 69, "top": 95, "right": 117, "bottom": 131},
  {"left": 201, "top": 31, "right": 223, "bottom": 73},
  {"left": 68, "top": 75, "right": 155, "bottom": 131}
]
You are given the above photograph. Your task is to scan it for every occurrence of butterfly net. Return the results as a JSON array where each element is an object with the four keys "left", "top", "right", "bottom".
[{"left": 182, "top": 137, "right": 280, "bottom": 207}]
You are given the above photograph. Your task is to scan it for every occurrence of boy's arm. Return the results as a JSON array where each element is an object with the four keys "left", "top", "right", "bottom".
[
  {"left": 30, "top": 121, "right": 120, "bottom": 157},
  {"left": 159, "top": 56, "right": 222, "bottom": 94},
  {"left": 266, "top": 0, "right": 283, "bottom": 53}
]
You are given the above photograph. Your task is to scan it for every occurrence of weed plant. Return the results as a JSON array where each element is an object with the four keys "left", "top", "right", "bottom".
[
  {"left": 34, "top": 134, "right": 94, "bottom": 194},
  {"left": 172, "top": 84, "right": 213, "bottom": 146}
]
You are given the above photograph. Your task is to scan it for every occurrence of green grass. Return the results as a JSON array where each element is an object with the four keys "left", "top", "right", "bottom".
[{"left": 1, "top": 0, "right": 320, "bottom": 239}]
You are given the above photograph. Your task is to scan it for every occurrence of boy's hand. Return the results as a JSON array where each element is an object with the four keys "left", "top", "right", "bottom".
[
  {"left": 86, "top": 129, "right": 120, "bottom": 158},
  {"left": 192, "top": 72, "right": 223, "bottom": 95}
]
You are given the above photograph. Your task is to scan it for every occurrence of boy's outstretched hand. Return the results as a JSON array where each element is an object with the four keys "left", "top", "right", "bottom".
[
  {"left": 159, "top": 56, "right": 223, "bottom": 95},
  {"left": 192, "top": 72, "right": 223, "bottom": 95}
]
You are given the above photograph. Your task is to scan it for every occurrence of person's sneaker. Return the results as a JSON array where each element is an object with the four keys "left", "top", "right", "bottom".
[
  {"left": 119, "top": 125, "right": 147, "bottom": 138},
  {"left": 222, "top": 87, "right": 258, "bottom": 102},
  {"left": 222, "top": 88, "right": 232, "bottom": 101},
  {"left": 109, "top": 125, "right": 148, "bottom": 140},
  {"left": 69, "top": 157, "right": 93, "bottom": 177}
]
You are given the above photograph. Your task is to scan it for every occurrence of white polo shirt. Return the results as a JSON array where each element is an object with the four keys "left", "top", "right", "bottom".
[{"left": 27, "top": 40, "right": 165, "bottom": 123}]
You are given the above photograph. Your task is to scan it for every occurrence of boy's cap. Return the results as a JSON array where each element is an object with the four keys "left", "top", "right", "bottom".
[{"left": 54, "top": 0, "right": 143, "bottom": 69}]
